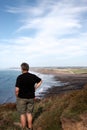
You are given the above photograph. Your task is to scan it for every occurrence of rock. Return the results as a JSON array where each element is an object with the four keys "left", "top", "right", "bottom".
[{"left": 61, "top": 114, "right": 87, "bottom": 130}]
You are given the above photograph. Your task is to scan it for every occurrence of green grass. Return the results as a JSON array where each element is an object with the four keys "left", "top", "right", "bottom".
[{"left": 68, "top": 68, "right": 87, "bottom": 74}]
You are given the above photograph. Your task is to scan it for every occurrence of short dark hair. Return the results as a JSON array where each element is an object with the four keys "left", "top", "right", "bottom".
[{"left": 21, "top": 62, "right": 29, "bottom": 71}]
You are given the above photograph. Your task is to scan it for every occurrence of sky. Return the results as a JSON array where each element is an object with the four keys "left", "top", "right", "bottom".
[{"left": 0, "top": 0, "right": 87, "bottom": 68}]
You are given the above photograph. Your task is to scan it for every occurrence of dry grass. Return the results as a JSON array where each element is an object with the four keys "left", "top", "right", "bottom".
[
  {"left": 0, "top": 85, "right": 87, "bottom": 130},
  {"left": 33, "top": 84, "right": 87, "bottom": 130}
]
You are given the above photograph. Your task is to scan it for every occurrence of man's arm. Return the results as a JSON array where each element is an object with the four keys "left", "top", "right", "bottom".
[
  {"left": 15, "top": 87, "right": 19, "bottom": 97},
  {"left": 35, "top": 80, "right": 42, "bottom": 90}
]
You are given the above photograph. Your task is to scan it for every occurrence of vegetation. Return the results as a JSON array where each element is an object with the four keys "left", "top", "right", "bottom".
[
  {"left": 32, "top": 67, "right": 87, "bottom": 75},
  {"left": 67, "top": 68, "right": 87, "bottom": 74},
  {"left": 0, "top": 85, "right": 87, "bottom": 130}
]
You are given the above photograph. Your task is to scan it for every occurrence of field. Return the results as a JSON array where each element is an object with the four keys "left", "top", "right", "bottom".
[{"left": 31, "top": 67, "right": 87, "bottom": 74}]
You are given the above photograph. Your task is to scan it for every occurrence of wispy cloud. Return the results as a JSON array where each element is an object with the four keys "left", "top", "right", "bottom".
[{"left": 0, "top": 0, "right": 87, "bottom": 67}]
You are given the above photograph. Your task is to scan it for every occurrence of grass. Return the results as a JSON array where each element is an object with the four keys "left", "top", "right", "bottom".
[
  {"left": 33, "top": 84, "right": 87, "bottom": 129},
  {"left": 62, "top": 86, "right": 87, "bottom": 119},
  {"left": 32, "top": 67, "right": 87, "bottom": 75},
  {"left": 0, "top": 85, "right": 87, "bottom": 130},
  {"left": 68, "top": 68, "right": 87, "bottom": 74},
  {"left": 0, "top": 104, "right": 20, "bottom": 130}
]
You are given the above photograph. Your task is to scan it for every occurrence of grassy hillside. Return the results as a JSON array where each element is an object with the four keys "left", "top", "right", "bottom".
[
  {"left": 0, "top": 85, "right": 87, "bottom": 130},
  {"left": 33, "top": 85, "right": 87, "bottom": 130},
  {"left": 31, "top": 67, "right": 87, "bottom": 75}
]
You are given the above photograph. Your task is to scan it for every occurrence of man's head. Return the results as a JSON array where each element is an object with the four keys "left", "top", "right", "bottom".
[{"left": 21, "top": 62, "right": 29, "bottom": 72}]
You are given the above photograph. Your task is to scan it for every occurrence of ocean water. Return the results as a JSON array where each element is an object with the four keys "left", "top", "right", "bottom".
[{"left": 0, "top": 69, "right": 61, "bottom": 104}]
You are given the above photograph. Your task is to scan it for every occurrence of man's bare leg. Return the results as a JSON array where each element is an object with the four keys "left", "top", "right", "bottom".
[
  {"left": 26, "top": 113, "right": 33, "bottom": 129},
  {"left": 20, "top": 114, "right": 27, "bottom": 128}
]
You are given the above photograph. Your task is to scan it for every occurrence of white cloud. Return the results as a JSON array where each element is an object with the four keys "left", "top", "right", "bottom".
[{"left": 1, "top": 0, "right": 87, "bottom": 68}]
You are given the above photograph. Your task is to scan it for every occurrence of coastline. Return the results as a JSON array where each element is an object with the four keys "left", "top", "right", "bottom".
[
  {"left": 44, "top": 74, "right": 87, "bottom": 97},
  {"left": 32, "top": 68, "right": 87, "bottom": 97},
  {"left": 1, "top": 68, "right": 87, "bottom": 130},
  {"left": 0, "top": 68, "right": 87, "bottom": 104}
]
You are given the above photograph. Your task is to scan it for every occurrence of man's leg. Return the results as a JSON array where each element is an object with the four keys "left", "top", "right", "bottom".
[
  {"left": 20, "top": 114, "right": 27, "bottom": 128},
  {"left": 26, "top": 113, "right": 33, "bottom": 129}
]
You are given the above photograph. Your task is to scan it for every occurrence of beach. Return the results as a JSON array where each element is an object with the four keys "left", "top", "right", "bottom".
[
  {"left": 31, "top": 67, "right": 87, "bottom": 97},
  {"left": 0, "top": 68, "right": 87, "bottom": 104}
]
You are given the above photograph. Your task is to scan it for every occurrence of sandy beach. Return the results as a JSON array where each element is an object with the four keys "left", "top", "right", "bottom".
[
  {"left": 45, "top": 73, "right": 87, "bottom": 96},
  {"left": 31, "top": 67, "right": 87, "bottom": 97}
]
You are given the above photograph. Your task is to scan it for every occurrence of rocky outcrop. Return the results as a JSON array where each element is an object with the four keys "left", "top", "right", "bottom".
[{"left": 61, "top": 114, "right": 87, "bottom": 130}]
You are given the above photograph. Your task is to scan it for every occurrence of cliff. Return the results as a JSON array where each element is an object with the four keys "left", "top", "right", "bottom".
[
  {"left": 61, "top": 114, "right": 87, "bottom": 130},
  {"left": 0, "top": 85, "right": 87, "bottom": 130},
  {"left": 61, "top": 84, "right": 87, "bottom": 130},
  {"left": 33, "top": 84, "right": 87, "bottom": 130}
]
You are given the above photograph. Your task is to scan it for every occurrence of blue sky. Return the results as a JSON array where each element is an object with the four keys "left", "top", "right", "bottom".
[{"left": 0, "top": 0, "right": 87, "bottom": 68}]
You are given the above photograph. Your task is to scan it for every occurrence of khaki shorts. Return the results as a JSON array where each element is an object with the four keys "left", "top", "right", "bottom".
[{"left": 16, "top": 97, "right": 34, "bottom": 115}]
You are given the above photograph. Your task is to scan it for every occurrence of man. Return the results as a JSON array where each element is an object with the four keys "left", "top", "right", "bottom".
[{"left": 15, "top": 63, "right": 42, "bottom": 130}]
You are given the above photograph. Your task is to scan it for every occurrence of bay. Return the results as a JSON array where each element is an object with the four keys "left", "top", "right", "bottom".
[{"left": 0, "top": 69, "right": 61, "bottom": 104}]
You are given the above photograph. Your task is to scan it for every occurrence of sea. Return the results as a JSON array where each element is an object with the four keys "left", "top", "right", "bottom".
[{"left": 0, "top": 69, "right": 62, "bottom": 104}]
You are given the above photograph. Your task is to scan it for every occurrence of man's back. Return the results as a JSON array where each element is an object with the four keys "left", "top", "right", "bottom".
[
  {"left": 16, "top": 72, "right": 41, "bottom": 99},
  {"left": 15, "top": 62, "right": 42, "bottom": 130}
]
